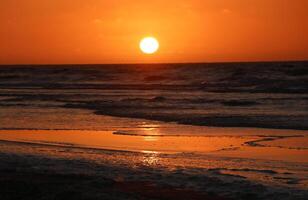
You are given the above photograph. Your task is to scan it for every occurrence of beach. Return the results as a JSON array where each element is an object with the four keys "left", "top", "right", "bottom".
[
  {"left": 0, "top": 115, "right": 307, "bottom": 199},
  {"left": 0, "top": 63, "right": 307, "bottom": 199},
  {"left": 0, "top": 128, "right": 307, "bottom": 199}
]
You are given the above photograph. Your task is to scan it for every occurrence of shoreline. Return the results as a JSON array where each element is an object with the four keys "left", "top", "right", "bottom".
[
  {"left": 0, "top": 138, "right": 307, "bottom": 200},
  {"left": 0, "top": 128, "right": 307, "bottom": 163}
]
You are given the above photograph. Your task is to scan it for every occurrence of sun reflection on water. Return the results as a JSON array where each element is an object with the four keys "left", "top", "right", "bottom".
[
  {"left": 141, "top": 151, "right": 160, "bottom": 166},
  {"left": 139, "top": 122, "right": 162, "bottom": 136},
  {"left": 143, "top": 136, "right": 159, "bottom": 142}
]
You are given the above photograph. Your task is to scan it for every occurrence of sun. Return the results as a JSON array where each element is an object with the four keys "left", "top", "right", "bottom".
[{"left": 140, "top": 37, "right": 159, "bottom": 54}]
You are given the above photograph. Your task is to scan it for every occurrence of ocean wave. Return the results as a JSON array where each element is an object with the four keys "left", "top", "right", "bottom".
[{"left": 1, "top": 62, "right": 308, "bottom": 130}]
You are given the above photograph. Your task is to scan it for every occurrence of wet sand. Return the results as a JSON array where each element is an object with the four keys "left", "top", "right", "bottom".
[
  {"left": 0, "top": 125, "right": 307, "bottom": 200},
  {"left": 0, "top": 171, "right": 227, "bottom": 200},
  {"left": 0, "top": 154, "right": 227, "bottom": 200}
]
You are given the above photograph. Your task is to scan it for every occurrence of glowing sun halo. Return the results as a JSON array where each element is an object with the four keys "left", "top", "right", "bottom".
[{"left": 140, "top": 37, "right": 159, "bottom": 54}]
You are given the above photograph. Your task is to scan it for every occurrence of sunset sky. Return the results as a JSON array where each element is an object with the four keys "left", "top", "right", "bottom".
[{"left": 1, "top": 0, "right": 307, "bottom": 64}]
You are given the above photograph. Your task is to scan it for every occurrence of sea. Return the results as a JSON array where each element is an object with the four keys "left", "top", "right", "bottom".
[{"left": 0, "top": 61, "right": 307, "bottom": 130}]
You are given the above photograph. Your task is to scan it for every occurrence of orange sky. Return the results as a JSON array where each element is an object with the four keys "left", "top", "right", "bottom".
[{"left": 0, "top": 0, "right": 307, "bottom": 64}]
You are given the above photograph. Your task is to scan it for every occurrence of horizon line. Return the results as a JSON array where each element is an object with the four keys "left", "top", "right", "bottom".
[{"left": 0, "top": 59, "right": 307, "bottom": 66}]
